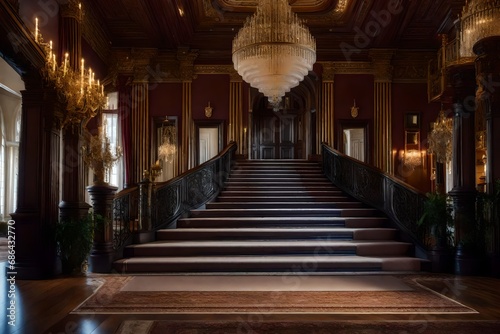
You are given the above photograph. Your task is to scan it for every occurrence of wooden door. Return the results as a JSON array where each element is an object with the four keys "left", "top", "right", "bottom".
[{"left": 254, "top": 111, "right": 297, "bottom": 159}]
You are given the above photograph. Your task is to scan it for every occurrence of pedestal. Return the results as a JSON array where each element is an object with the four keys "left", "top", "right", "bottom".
[{"left": 87, "top": 183, "right": 118, "bottom": 273}]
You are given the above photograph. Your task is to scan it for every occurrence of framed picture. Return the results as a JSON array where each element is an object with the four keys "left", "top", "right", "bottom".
[{"left": 405, "top": 113, "right": 420, "bottom": 129}]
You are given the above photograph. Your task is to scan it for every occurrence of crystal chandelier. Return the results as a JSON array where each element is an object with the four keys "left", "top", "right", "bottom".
[
  {"left": 158, "top": 118, "right": 177, "bottom": 163},
  {"left": 402, "top": 150, "right": 422, "bottom": 170},
  {"left": 428, "top": 109, "right": 453, "bottom": 163},
  {"left": 82, "top": 124, "right": 122, "bottom": 185},
  {"left": 232, "top": 0, "right": 316, "bottom": 109},
  {"left": 459, "top": 0, "right": 500, "bottom": 57}
]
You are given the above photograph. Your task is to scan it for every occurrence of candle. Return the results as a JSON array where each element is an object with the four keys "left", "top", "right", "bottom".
[
  {"left": 52, "top": 54, "right": 56, "bottom": 72},
  {"left": 89, "top": 68, "right": 92, "bottom": 86},
  {"left": 63, "top": 53, "right": 68, "bottom": 75},
  {"left": 81, "top": 58, "right": 84, "bottom": 76},
  {"left": 49, "top": 40, "right": 52, "bottom": 59},
  {"left": 35, "top": 18, "right": 38, "bottom": 42}
]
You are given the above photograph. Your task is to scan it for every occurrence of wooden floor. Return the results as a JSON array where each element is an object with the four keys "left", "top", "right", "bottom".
[{"left": 1, "top": 262, "right": 500, "bottom": 334}]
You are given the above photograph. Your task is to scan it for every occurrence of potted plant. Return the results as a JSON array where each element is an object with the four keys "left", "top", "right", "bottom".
[
  {"left": 54, "top": 214, "right": 98, "bottom": 275},
  {"left": 418, "top": 192, "right": 454, "bottom": 272}
]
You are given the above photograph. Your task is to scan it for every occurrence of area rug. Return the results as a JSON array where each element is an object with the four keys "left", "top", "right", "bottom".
[
  {"left": 120, "top": 275, "right": 414, "bottom": 292},
  {"left": 115, "top": 319, "right": 500, "bottom": 334},
  {"left": 73, "top": 275, "right": 477, "bottom": 314}
]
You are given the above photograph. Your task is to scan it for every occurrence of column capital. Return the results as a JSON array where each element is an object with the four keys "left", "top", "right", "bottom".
[
  {"left": 370, "top": 49, "right": 395, "bottom": 82},
  {"left": 177, "top": 47, "right": 199, "bottom": 82},
  {"left": 59, "top": 0, "right": 83, "bottom": 22}
]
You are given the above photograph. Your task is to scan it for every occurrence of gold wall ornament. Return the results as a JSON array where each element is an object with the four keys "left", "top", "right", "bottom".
[
  {"left": 205, "top": 102, "right": 213, "bottom": 118},
  {"left": 350, "top": 99, "right": 359, "bottom": 118},
  {"left": 82, "top": 125, "right": 122, "bottom": 185}
]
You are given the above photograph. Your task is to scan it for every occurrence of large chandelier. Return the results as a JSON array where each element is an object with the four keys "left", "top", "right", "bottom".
[
  {"left": 232, "top": 0, "right": 316, "bottom": 109},
  {"left": 428, "top": 109, "right": 453, "bottom": 163},
  {"left": 459, "top": 0, "right": 500, "bottom": 57},
  {"left": 158, "top": 118, "right": 177, "bottom": 163}
]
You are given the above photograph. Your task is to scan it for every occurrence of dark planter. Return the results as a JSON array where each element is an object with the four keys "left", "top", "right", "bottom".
[
  {"left": 454, "top": 245, "right": 486, "bottom": 276},
  {"left": 429, "top": 246, "right": 454, "bottom": 273}
]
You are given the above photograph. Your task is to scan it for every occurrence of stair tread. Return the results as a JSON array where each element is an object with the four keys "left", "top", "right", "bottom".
[
  {"left": 128, "top": 240, "right": 411, "bottom": 247},
  {"left": 158, "top": 227, "right": 396, "bottom": 232},
  {"left": 116, "top": 255, "right": 420, "bottom": 264}
]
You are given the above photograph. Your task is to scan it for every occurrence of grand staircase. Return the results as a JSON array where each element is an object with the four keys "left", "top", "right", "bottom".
[{"left": 114, "top": 160, "right": 422, "bottom": 273}]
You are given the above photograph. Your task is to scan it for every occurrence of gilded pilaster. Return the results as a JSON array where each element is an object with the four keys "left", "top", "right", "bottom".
[
  {"left": 320, "top": 64, "right": 335, "bottom": 151},
  {"left": 229, "top": 74, "right": 243, "bottom": 154},
  {"left": 371, "top": 50, "right": 394, "bottom": 173},
  {"left": 177, "top": 48, "right": 198, "bottom": 171},
  {"left": 131, "top": 82, "right": 149, "bottom": 183}
]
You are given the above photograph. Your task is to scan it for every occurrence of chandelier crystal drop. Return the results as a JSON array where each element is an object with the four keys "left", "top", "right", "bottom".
[
  {"left": 232, "top": 0, "right": 316, "bottom": 108},
  {"left": 459, "top": 0, "right": 500, "bottom": 57}
]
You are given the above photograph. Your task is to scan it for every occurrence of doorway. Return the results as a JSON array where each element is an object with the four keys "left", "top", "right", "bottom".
[
  {"left": 195, "top": 121, "right": 223, "bottom": 165},
  {"left": 338, "top": 120, "right": 370, "bottom": 164}
]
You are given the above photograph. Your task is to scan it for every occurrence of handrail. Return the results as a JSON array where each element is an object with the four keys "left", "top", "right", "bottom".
[
  {"left": 322, "top": 144, "right": 430, "bottom": 259},
  {"left": 152, "top": 141, "right": 237, "bottom": 229},
  {"left": 111, "top": 141, "right": 237, "bottom": 257},
  {"left": 112, "top": 185, "right": 139, "bottom": 257}
]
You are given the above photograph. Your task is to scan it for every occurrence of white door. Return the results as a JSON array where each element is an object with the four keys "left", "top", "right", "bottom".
[
  {"left": 199, "top": 127, "right": 219, "bottom": 164},
  {"left": 343, "top": 128, "right": 365, "bottom": 162}
]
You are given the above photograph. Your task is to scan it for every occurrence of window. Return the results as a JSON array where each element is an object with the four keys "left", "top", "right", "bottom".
[{"left": 102, "top": 112, "right": 122, "bottom": 188}]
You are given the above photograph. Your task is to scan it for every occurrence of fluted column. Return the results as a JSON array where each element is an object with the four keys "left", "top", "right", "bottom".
[
  {"left": 178, "top": 48, "right": 198, "bottom": 172},
  {"left": 131, "top": 82, "right": 149, "bottom": 183},
  {"left": 371, "top": 50, "right": 394, "bottom": 173},
  {"left": 318, "top": 64, "right": 335, "bottom": 151},
  {"left": 229, "top": 74, "right": 244, "bottom": 155},
  {"left": 445, "top": 64, "right": 478, "bottom": 275},
  {"left": 11, "top": 75, "right": 62, "bottom": 278},
  {"left": 58, "top": 0, "right": 90, "bottom": 221},
  {"left": 58, "top": 0, "right": 82, "bottom": 71},
  {"left": 474, "top": 36, "right": 500, "bottom": 276}
]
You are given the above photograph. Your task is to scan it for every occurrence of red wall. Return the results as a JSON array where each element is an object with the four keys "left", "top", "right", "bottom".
[
  {"left": 192, "top": 74, "right": 230, "bottom": 120},
  {"left": 149, "top": 83, "right": 183, "bottom": 118}
]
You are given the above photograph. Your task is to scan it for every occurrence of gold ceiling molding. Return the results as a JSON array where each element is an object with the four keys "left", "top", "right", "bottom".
[
  {"left": 204, "top": 0, "right": 350, "bottom": 24},
  {"left": 213, "top": 0, "right": 340, "bottom": 12},
  {"left": 392, "top": 51, "right": 435, "bottom": 83},
  {"left": 80, "top": 1, "right": 112, "bottom": 65},
  {"left": 369, "top": 49, "right": 395, "bottom": 82},
  {"left": 319, "top": 61, "right": 373, "bottom": 75}
]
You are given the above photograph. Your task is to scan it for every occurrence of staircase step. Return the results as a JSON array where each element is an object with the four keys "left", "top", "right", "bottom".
[
  {"left": 189, "top": 208, "right": 381, "bottom": 218},
  {"left": 227, "top": 177, "right": 329, "bottom": 182},
  {"left": 222, "top": 187, "right": 341, "bottom": 193},
  {"left": 205, "top": 202, "right": 365, "bottom": 209},
  {"left": 124, "top": 240, "right": 412, "bottom": 257},
  {"left": 156, "top": 227, "right": 397, "bottom": 241},
  {"left": 114, "top": 255, "right": 386, "bottom": 273},
  {"left": 176, "top": 217, "right": 388, "bottom": 228},
  {"left": 215, "top": 196, "right": 352, "bottom": 202}
]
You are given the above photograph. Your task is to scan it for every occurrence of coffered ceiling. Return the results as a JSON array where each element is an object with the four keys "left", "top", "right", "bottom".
[{"left": 85, "top": 0, "right": 466, "bottom": 64}]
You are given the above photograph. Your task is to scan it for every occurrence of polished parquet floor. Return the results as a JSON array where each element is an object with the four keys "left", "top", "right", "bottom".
[
  {"left": 1, "top": 262, "right": 500, "bottom": 334},
  {"left": 2, "top": 238, "right": 500, "bottom": 334}
]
